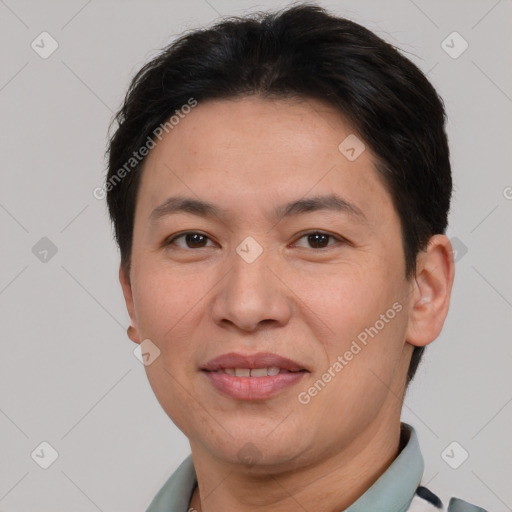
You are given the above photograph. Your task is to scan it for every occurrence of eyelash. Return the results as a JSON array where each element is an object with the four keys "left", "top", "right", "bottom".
[{"left": 165, "top": 230, "right": 347, "bottom": 250}]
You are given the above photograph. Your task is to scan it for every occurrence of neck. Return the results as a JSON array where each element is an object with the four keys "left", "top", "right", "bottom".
[{"left": 189, "top": 416, "right": 402, "bottom": 512}]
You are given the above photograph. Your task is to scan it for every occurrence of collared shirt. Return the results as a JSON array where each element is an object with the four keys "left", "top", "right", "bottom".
[{"left": 146, "top": 423, "right": 487, "bottom": 512}]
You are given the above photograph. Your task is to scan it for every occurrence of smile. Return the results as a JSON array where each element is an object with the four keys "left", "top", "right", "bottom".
[{"left": 210, "top": 367, "right": 303, "bottom": 377}]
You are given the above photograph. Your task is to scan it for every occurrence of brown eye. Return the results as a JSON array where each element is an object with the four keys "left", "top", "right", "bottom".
[
  {"left": 167, "top": 232, "right": 215, "bottom": 249},
  {"left": 293, "top": 231, "right": 342, "bottom": 249}
]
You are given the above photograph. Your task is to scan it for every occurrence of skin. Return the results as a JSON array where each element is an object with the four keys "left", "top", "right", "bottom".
[{"left": 120, "top": 96, "right": 455, "bottom": 512}]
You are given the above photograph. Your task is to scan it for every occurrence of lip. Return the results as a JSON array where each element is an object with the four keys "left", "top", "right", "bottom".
[
  {"left": 201, "top": 352, "right": 309, "bottom": 401},
  {"left": 201, "top": 352, "right": 307, "bottom": 372}
]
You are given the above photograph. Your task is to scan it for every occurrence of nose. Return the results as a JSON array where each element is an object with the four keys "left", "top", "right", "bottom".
[{"left": 210, "top": 246, "right": 293, "bottom": 333}]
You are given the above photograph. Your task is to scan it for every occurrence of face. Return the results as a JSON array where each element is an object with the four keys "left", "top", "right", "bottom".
[{"left": 121, "top": 96, "right": 418, "bottom": 472}]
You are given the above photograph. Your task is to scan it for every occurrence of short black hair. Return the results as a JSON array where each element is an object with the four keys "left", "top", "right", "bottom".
[{"left": 105, "top": 3, "right": 452, "bottom": 384}]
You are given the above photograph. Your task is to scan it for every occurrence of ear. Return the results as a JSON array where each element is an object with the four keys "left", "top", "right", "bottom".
[
  {"left": 406, "top": 234, "right": 455, "bottom": 347},
  {"left": 119, "top": 262, "right": 141, "bottom": 344}
]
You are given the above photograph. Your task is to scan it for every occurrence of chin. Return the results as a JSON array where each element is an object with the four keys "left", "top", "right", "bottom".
[{"left": 203, "top": 435, "right": 309, "bottom": 472}]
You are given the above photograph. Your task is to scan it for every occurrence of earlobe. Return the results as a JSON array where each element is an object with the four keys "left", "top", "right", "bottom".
[
  {"left": 126, "top": 325, "right": 140, "bottom": 344},
  {"left": 406, "top": 235, "right": 455, "bottom": 348},
  {"left": 119, "top": 263, "right": 141, "bottom": 344}
]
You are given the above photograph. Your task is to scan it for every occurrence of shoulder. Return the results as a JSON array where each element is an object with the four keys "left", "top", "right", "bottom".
[{"left": 408, "top": 486, "right": 489, "bottom": 512}]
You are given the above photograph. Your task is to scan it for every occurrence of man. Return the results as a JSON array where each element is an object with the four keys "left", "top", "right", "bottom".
[{"left": 105, "top": 4, "right": 487, "bottom": 511}]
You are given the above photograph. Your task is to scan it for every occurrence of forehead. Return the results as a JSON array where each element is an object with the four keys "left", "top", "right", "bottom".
[{"left": 135, "top": 96, "right": 395, "bottom": 226}]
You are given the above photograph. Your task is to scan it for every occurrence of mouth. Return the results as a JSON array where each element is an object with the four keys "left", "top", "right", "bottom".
[
  {"left": 205, "top": 367, "right": 307, "bottom": 377},
  {"left": 201, "top": 351, "right": 308, "bottom": 372},
  {"left": 201, "top": 352, "right": 309, "bottom": 401}
]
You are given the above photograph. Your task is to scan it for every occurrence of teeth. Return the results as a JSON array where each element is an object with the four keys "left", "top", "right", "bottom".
[
  {"left": 219, "top": 367, "right": 284, "bottom": 377},
  {"left": 250, "top": 368, "right": 268, "bottom": 377}
]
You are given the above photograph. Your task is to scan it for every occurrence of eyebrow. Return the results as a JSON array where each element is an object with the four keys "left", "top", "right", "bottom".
[{"left": 148, "top": 193, "right": 367, "bottom": 224}]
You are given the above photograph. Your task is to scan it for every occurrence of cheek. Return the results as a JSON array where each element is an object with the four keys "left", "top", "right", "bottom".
[
  {"left": 131, "top": 268, "right": 208, "bottom": 427},
  {"left": 299, "top": 262, "right": 405, "bottom": 348},
  {"left": 301, "top": 261, "right": 409, "bottom": 409},
  {"left": 322, "top": 270, "right": 408, "bottom": 390},
  {"left": 300, "top": 284, "right": 408, "bottom": 433},
  {"left": 131, "top": 265, "right": 200, "bottom": 349}
]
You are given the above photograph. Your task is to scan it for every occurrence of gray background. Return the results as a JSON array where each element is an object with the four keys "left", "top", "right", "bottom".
[{"left": 0, "top": 0, "right": 511, "bottom": 510}]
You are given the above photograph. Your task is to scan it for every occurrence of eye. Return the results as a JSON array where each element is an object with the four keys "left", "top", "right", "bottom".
[
  {"left": 292, "top": 231, "right": 344, "bottom": 249},
  {"left": 165, "top": 230, "right": 347, "bottom": 251},
  {"left": 166, "top": 231, "right": 216, "bottom": 249}
]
